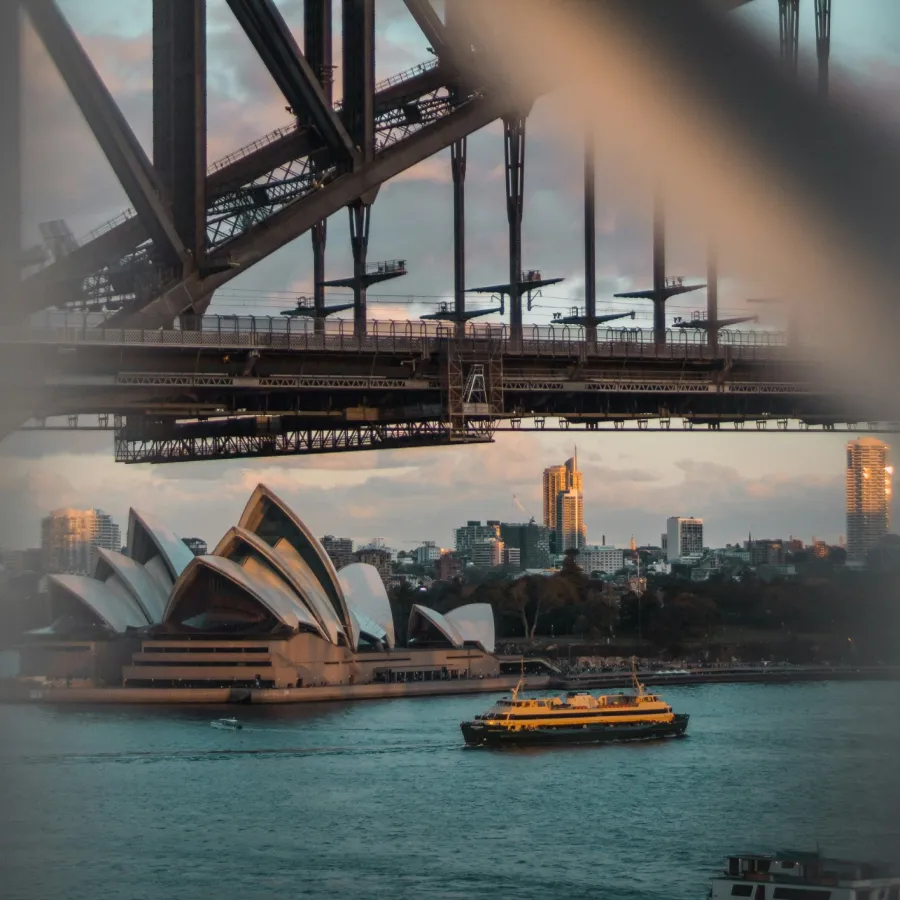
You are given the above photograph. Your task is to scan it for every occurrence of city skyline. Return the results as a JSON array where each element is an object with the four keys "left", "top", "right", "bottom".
[
  {"left": 8, "top": 2, "right": 899, "bottom": 557},
  {"left": 5, "top": 433, "right": 889, "bottom": 556}
]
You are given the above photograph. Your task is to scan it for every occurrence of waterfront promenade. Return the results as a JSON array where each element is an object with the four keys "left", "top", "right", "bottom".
[
  {"left": 0, "top": 674, "right": 552, "bottom": 706},
  {"left": 554, "top": 664, "right": 900, "bottom": 691},
  {"left": 2, "top": 664, "right": 898, "bottom": 706}
]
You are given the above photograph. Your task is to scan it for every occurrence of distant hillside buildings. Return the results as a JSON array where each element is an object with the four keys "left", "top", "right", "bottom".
[
  {"left": 181, "top": 537, "right": 207, "bottom": 556},
  {"left": 578, "top": 545, "right": 624, "bottom": 576},
  {"left": 321, "top": 535, "right": 354, "bottom": 570},
  {"left": 41, "top": 508, "right": 121, "bottom": 575},
  {"left": 665, "top": 516, "right": 704, "bottom": 563}
]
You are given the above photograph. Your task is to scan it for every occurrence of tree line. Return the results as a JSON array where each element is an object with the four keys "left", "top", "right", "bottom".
[{"left": 390, "top": 550, "right": 900, "bottom": 662}]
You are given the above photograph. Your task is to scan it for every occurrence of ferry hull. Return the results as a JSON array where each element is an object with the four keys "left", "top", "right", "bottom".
[{"left": 460, "top": 713, "right": 689, "bottom": 747}]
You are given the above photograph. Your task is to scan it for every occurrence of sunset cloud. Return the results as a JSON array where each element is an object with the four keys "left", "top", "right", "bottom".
[{"left": 12, "top": 1, "right": 898, "bottom": 554}]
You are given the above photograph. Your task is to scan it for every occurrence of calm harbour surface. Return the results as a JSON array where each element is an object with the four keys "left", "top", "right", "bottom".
[{"left": 2, "top": 681, "right": 899, "bottom": 900}]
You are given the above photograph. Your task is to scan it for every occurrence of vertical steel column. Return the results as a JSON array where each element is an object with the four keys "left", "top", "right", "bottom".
[
  {"left": 584, "top": 128, "right": 597, "bottom": 345},
  {"left": 349, "top": 202, "right": 371, "bottom": 335},
  {"left": 451, "top": 138, "right": 467, "bottom": 338},
  {"left": 306, "top": 0, "right": 333, "bottom": 333},
  {"left": 652, "top": 187, "right": 666, "bottom": 345},
  {"left": 0, "top": 2, "right": 20, "bottom": 319},
  {"left": 311, "top": 219, "right": 327, "bottom": 332},
  {"left": 706, "top": 240, "right": 718, "bottom": 350},
  {"left": 814, "top": 0, "right": 831, "bottom": 97},
  {"left": 778, "top": 0, "right": 800, "bottom": 76},
  {"left": 343, "top": 0, "right": 375, "bottom": 335},
  {"left": 342, "top": 0, "right": 375, "bottom": 161},
  {"left": 504, "top": 116, "right": 526, "bottom": 342},
  {"left": 152, "top": 0, "right": 206, "bottom": 266}
]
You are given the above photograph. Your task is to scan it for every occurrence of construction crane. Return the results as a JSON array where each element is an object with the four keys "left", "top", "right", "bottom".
[{"left": 512, "top": 494, "right": 536, "bottom": 524}]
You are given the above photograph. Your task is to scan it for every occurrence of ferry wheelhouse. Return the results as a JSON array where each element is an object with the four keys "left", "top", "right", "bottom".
[
  {"left": 460, "top": 659, "right": 689, "bottom": 747},
  {"left": 709, "top": 851, "right": 900, "bottom": 900}
]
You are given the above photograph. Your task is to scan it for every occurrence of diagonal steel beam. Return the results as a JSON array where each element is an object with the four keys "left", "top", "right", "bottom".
[
  {"left": 23, "top": 0, "right": 186, "bottom": 270},
  {"left": 403, "top": 0, "right": 448, "bottom": 56},
  {"left": 0, "top": 2, "right": 21, "bottom": 322},
  {"left": 126, "top": 96, "right": 504, "bottom": 327},
  {"left": 20, "top": 67, "right": 452, "bottom": 314},
  {"left": 226, "top": 0, "right": 358, "bottom": 164}
]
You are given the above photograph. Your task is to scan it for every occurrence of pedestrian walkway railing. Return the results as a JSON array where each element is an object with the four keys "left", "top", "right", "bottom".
[{"left": 4, "top": 314, "right": 797, "bottom": 362}]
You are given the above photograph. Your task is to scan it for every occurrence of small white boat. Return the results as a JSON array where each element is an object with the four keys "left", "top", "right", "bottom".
[{"left": 210, "top": 717, "right": 242, "bottom": 730}]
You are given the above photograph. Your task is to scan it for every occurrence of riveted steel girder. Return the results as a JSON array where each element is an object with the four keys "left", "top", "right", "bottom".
[
  {"left": 227, "top": 0, "right": 358, "bottom": 163},
  {"left": 153, "top": 0, "right": 207, "bottom": 263}
]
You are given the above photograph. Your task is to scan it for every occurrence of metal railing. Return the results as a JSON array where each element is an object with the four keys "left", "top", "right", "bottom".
[
  {"left": 73, "top": 59, "right": 444, "bottom": 248},
  {"left": 9, "top": 314, "right": 796, "bottom": 362}
]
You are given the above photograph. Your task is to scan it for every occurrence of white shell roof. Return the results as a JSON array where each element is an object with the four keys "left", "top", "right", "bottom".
[
  {"left": 349, "top": 608, "right": 387, "bottom": 646},
  {"left": 143, "top": 555, "right": 174, "bottom": 596},
  {"left": 408, "top": 604, "right": 464, "bottom": 648},
  {"left": 238, "top": 484, "right": 353, "bottom": 639},
  {"left": 338, "top": 563, "right": 396, "bottom": 649},
  {"left": 165, "top": 556, "right": 322, "bottom": 635},
  {"left": 127, "top": 508, "right": 195, "bottom": 583},
  {"left": 92, "top": 547, "right": 169, "bottom": 624},
  {"left": 446, "top": 603, "right": 496, "bottom": 653},
  {"left": 214, "top": 526, "right": 343, "bottom": 644},
  {"left": 272, "top": 537, "right": 347, "bottom": 645},
  {"left": 48, "top": 574, "right": 151, "bottom": 634}
]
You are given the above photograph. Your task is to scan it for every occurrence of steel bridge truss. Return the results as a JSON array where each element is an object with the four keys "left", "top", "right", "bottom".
[
  {"left": 114, "top": 418, "right": 492, "bottom": 464},
  {"left": 19, "top": 0, "right": 500, "bottom": 329}
]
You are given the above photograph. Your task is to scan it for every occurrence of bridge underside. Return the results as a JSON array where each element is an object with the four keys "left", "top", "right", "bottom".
[{"left": 9, "top": 322, "right": 877, "bottom": 463}]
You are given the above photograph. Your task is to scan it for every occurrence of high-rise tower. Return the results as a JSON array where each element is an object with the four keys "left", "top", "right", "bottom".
[
  {"left": 41, "top": 508, "right": 122, "bottom": 575},
  {"left": 542, "top": 464, "right": 567, "bottom": 532},
  {"left": 542, "top": 450, "right": 586, "bottom": 551},
  {"left": 846, "top": 438, "right": 892, "bottom": 563}
]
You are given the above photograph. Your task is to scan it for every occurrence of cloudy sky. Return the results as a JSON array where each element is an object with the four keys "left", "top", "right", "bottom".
[{"left": 7, "top": 0, "right": 900, "bottom": 552}]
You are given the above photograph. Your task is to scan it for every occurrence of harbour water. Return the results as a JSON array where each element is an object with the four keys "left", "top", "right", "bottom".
[{"left": 2, "top": 681, "right": 899, "bottom": 900}]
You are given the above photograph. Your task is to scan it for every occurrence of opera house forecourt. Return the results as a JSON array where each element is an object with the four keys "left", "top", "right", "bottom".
[{"left": 8, "top": 485, "right": 525, "bottom": 704}]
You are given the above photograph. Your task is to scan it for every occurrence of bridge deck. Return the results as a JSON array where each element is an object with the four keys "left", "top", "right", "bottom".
[{"left": 4, "top": 318, "right": 883, "bottom": 463}]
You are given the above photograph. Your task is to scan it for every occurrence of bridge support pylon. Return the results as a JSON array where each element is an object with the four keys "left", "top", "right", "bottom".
[
  {"left": 778, "top": 0, "right": 800, "bottom": 76},
  {"left": 306, "top": 0, "right": 333, "bottom": 335},
  {"left": 814, "top": 0, "right": 831, "bottom": 97},
  {"left": 504, "top": 115, "right": 526, "bottom": 344},
  {"left": 451, "top": 137, "right": 467, "bottom": 340},
  {"left": 584, "top": 127, "right": 597, "bottom": 347},
  {"left": 707, "top": 239, "right": 718, "bottom": 350}
]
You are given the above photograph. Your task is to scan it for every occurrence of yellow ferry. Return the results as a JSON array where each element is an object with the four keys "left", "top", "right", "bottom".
[{"left": 461, "top": 658, "right": 689, "bottom": 747}]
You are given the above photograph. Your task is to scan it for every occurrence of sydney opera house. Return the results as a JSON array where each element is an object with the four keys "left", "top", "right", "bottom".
[{"left": 20, "top": 485, "right": 499, "bottom": 695}]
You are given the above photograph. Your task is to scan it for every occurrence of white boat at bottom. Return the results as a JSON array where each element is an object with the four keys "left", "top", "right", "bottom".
[
  {"left": 210, "top": 717, "right": 242, "bottom": 730},
  {"left": 709, "top": 851, "right": 900, "bottom": 900}
]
